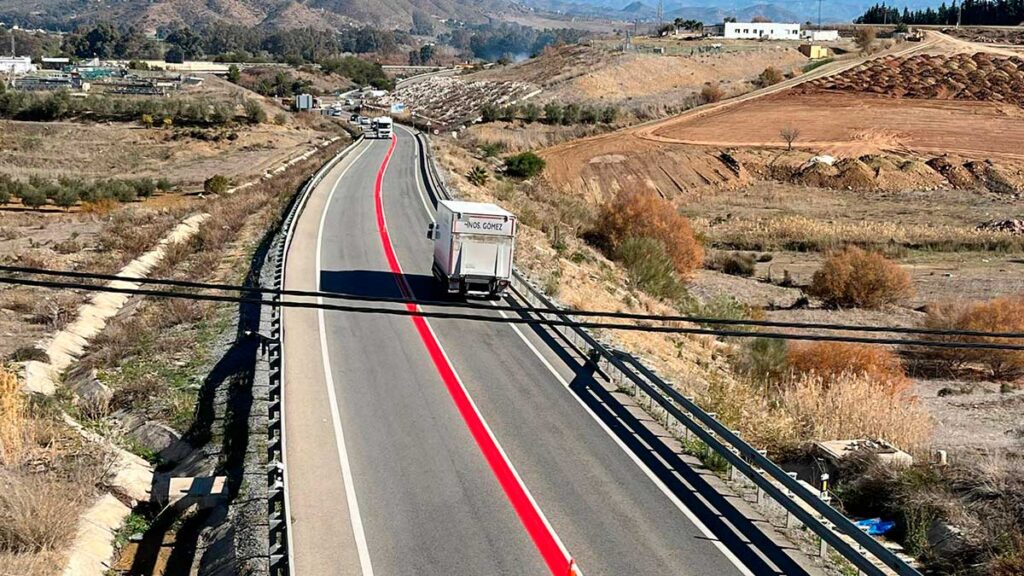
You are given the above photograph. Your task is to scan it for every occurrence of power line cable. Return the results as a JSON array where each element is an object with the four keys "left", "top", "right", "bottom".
[
  {"left": 3, "top": 274, "right": 1023, "bottom": 351},
  {"left": 2, "top": 264, "right": 1022, "bottom": 340}
]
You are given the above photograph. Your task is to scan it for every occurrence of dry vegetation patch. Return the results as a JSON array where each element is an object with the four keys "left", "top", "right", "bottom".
[{"left": 807, "top": 246, "right": 914, "bottom": 309}]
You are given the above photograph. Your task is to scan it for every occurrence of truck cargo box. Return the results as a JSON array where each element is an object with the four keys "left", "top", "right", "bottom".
[{"left": 427, "top": 200, "right": 516, "bottom": 297}]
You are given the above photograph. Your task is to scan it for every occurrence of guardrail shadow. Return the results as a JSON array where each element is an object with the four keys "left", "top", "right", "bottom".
[
  {"left": 319, "top": 269, "right": 440, "bottom": 301},
  {"left": 505, "top": 300, "right": 810, "bottom": 576}
]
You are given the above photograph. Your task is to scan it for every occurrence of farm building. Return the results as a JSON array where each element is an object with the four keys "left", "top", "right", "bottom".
[
  {"left": 801, "top": 30, "right": 840, "bottom": 42},
  {"left": 724, "top": 22, "right": 800, "bottom": 40},
  {"left": 799, "top": 44, "right": 830, "bottom": 59},
  {"left": 0, "top": 56, "right": 36, "bottom": 75}
]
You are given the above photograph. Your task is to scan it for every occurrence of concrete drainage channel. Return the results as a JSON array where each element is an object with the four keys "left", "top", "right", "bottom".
[
  {"left": 263, "top": 136, "right": 365, "bottom": 576},
  {"left": 414, "top": 130, "right": 922, "bottom": 576}
]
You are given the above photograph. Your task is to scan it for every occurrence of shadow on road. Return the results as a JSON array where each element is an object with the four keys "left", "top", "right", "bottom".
[
  {"left": 319, "top": 269, "right": 445, "bottom": 302},
  {"left": 508, "top": 301, "right": 810, "bottom": 576}
]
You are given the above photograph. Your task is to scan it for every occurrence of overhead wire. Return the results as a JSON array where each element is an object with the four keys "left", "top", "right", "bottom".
[
  {"left": 2, "top": 264, "right": 1022, "bottom": 340},
  {"left": 2, "top": 273, "right": 1023, "bottom": 351}
]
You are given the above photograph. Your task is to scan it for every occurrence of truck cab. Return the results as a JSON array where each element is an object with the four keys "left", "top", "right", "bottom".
[
  {"left": 427, "top": 200, "right": 517, "bottom": 298},
  {"left": 371, "top": 116, "right": 393, "bottom": 139}
]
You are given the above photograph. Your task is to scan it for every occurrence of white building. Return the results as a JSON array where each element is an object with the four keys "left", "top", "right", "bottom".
[
  {"left": 724, "top": 22, "right": 800, "bottom": 40},
  {"left": 801, "top": 29, "right": 840, "bottom": 42},
  {"left": 0, "top": 56, "right": 36, "bottom": 75}
]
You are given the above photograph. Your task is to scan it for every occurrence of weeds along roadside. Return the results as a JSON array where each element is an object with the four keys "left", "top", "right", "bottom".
[
  {"left": 438, "top": 136, "right": 1023, "bottom": 574},
  {"left": 1, "top": 138, "right": 346, "bottom": 574}
]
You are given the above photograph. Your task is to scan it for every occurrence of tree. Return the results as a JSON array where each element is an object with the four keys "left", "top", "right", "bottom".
[
  {"left": 419, "top": 44, "right": 435, "bottom": 65},
  {"left": 855, "top": 27, "right": 877, "bottom": 53},
  {"left": 780, "top": 127, "right": 800, "bottom": 150},
  {"left": 204, "top": 175, "right": 230, "bottom": 195},
  {"left": 543, "top": 102, "right": 563, "bottom": 125},
  {"left": 522, "top": 102, "right": 541, "bottom": 123},
  {"left": 412, "top": 10, "right": 435, "bottom": 36},
  {"left": 504, "top": 152, "right": 546, "bottom": 179},
  {"left": 18, "top": 187, "right": 47, "bottom": 210},
  {"left": 53, "top": 187, "right": 79, "bottom": 211},
  {"left": 0, "top": 79, "right": 5, "bottom": 95},
  {"left": 227, "top": 64, "right": 241, "bottom": 84},
  {"left": 700, "top": 83, "right": 724, "bottom": 104},
  {"left": 141, "top": 113, "right": 154, "bottom": 128},
  {"left": 600, "top": 105, "right": 619, "bottom": 124}
]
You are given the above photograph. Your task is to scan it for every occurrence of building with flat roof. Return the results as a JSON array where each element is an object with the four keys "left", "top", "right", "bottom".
[
  {"left": 724, "top": 22, "right": 800, "bottom": 40},
  {"left": 0, "top": 56, "right": 36, "bottom": 75}
]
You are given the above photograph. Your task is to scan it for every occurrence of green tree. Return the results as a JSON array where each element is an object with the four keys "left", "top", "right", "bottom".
[
  {"left": 600, "top": 105, "right": 619, "bottom": 124},
  {"left": 504, "top": 152, "right": 546, "bottom": 179},
  {"left": 53, "top": 187, "right": 79, "bottom": 210},
  {"left": 561, "top": 103, "right": 580, "bottom": 125},
  {"left": 522, "top": 102, "right": 540, "bottom": 123},
  {"left": 480, "top": 103, "right": 499, "bottom": 123},
  {"left": 543, "top": 102, "right": 563, "bottom": 125},
  {"left": 419, "top": 44, "right": 435, "bottom": 64},
  {"left": 18, "top": 186, "right": 48, "bottom": 210},
  {"left": 227, "top": 64, "right": 241, "bottom": 84},
  {"left": 243, "top": 99, "right": 267, "bottom": 124}
]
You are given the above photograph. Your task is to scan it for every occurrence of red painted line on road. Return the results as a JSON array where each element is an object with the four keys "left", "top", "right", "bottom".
[{"left": 372, "top": 134, "right": 574, "bottom": 576}]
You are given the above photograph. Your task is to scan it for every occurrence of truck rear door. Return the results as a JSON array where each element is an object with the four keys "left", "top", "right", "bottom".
[{"left": 458, "top": 237, "right": 500, "bottom": 276}]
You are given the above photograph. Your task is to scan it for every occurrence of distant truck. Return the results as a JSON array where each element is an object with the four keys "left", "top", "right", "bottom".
[
  {"left": 370, "top": 116, "right": 393, "bottom": 139},
  {"left": 427, "top": 200, "right": 517, "bottom": 297}
]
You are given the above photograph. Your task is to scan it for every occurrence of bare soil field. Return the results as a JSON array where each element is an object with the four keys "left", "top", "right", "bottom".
[{"left": 652, "top": 92, "right": 1024, "bottom": 160}]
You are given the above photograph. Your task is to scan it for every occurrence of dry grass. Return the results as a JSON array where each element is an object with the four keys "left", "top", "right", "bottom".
[
  {"left": 788, "top": 342, "right": 911, "bottom": 396},
  {"left": 0, "top": 367, "right": 25, "bottom": 467},
  {"left": 808, "top": 246, "right": 914, "bottom": 309},
  {"left": 693, "top": 214, "right": 1024, "bottom": 253},
  {"left": 779, "top": 372, "right": 933, "bottom": 450},
  {"left": 0, "top": 471, "right": 87, "bottom": 554}
]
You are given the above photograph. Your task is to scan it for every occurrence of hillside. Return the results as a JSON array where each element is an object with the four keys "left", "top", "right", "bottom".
[{"left": 0, "top": 0, "right": 520, "bottom": 31}]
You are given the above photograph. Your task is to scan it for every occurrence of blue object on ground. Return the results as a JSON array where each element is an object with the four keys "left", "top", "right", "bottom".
[{"left": 856, "top": 518, "right": 896, "bottom": 536}]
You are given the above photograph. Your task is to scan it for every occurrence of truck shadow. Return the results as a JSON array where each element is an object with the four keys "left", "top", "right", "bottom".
[{"left": 319, "top": 269, "right": 447, "bottom": 302}]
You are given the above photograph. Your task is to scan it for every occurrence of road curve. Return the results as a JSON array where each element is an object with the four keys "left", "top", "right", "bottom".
[{"left": 282, "top": 126, "right": 816, "bottom": 575}]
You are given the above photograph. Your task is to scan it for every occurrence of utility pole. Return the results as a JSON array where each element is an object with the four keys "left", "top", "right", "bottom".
[
  {"left": 957, "top": 4, "right": 962, "bottom": 28},
  {"left": 817, "top": 0, "right": 823, "bottom": 30},
  {"left": 657, "top": 0, "right": 664, "bottom": 29}
]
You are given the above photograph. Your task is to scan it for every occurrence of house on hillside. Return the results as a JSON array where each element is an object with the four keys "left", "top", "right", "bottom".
[
  {"left": 0, "top": 56, "right": 36, "bottom": 75},
  {"left": 724, "top": 22, "right": 800, "bottom": 40}
]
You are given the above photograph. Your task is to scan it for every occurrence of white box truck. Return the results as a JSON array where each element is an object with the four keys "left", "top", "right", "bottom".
[
  {"left": 371, "top": 116, "right": 393, "bottom": 139},
  {"left": 427, "top": 200, "right": 517, "bottom": 297}
]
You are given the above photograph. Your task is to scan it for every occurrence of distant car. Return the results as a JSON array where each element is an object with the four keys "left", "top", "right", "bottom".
[
  {"left": 350, "top": 113, "right": 360, "bottom": 122},
  {"left": 359, "top": 117, "right": 371, "bottom": 127}
]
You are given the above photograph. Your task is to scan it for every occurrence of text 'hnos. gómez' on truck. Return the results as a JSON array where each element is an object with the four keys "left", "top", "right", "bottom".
[{"left": 427, "top": 200, "right": 516, "bottom": 298}]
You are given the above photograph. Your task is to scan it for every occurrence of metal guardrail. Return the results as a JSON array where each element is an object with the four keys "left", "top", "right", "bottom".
[
  {"left": 412, "top": 129, "right": 921, "bottom": 576},
  {"left": 267, "top": 135, "right": 365, "bottom": 576}
]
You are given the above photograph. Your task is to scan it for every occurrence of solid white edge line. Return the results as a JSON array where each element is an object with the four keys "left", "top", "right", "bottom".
[
  {"left": 313, "top": 141, "right": 376, "bottom": 576},
  {"left": 496, "top": 309, "right": 754, "bottom": 576},
  {"left": 384, "top": 130, "right": 574, "bottom": 564},
  {"left": 281, "top": 137, "right": 362, "bottom": 573},
  {"left": 402, "top": 125, "right": 752, "bottom": 575}
]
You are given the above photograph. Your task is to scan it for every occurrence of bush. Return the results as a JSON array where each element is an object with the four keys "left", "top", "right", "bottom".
[
  {"left": 615, "top": 236, "right": 688, "bottom": 301},
  {"left": 759, "top": 66, "right": 784, "bottom": 87},
  {"left": 921, "top": 296, "right": 1024, "bottom": 379},
  {"left": 478, "top": 141, "right": 505, "bottom": 158},
  {"left": 543, "top": 102, "right": 563, "bottom": 124},
  {"left": 522, "top": 103, "right": 541, "bottom": 123},
  {"left": 52, "top": 187, "right": 79, "bottom": 210},
  {"left": 594, "top": 189, "right": 704, "bottom": 278},
  {"left": 504, "top": 152, "right": 546, "bottom": 179},
  {"left": 700, "top": 83, "right": 724, "bottom": 104},
  {"left": 855, "top": 27, "right": 877, "bottom": 53},
  {"left": 17, "top": 187, "right": 47, "bottom": 210},
  {"left": 156, "top": 177, "right": 173, "bottom": 192},
  {"left": 466, "top": 166, "right": 489, "bottom": 186},
  {"left": 732, "top": 337, "right": 789, "bottom": 383},
  {"left": 243, "top": 99, "right": 267, "bottom": 124},
  {"left": 132, "top": 178, "right": 157, "bottom": 198},
  {"left": 600, "top": 105, "right": 619, "bottom": 124},
  {"left": 788, "top": 342, "right": 910, "bottom": 396},
  {"left": 807, "top": 246, "right": 913, "bottom": 309},
  {"left": 203, "top": 174, "right": 230, "bottom": 195},
  {"left": 710, "top": 252, "right": 756, "bottom": 277}
]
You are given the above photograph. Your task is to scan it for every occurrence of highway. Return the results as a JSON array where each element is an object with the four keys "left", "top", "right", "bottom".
[{"left": 281, "top": 126, "right": 815, "bottom": 576}]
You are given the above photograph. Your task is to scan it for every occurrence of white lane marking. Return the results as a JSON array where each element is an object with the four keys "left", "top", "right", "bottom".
[
  {"left": 398, "top": 126, "right": 437, "bottom": 222},
  {"left": 401, "top": 127, "right": 751, "bottom": 574},
  {"left": 315, "top": 141, "right": 376, "bottom": 576},
  {"left": 497, "top": 308, "right": 754, "bottom": 576}
]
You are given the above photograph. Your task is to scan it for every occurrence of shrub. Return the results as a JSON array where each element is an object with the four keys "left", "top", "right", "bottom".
[
  {"left": 52, "top": 188, "right": 78, "bottom": 210},
  {"left": 0, "top": 186, "right": 10, "bottom": 206},
  {"left": 595, "top": 189, "right": 704, "bottom": 278},
  {"left": 788, "top": 342, "right": 910, "bottom": 396},
  {"left": 478, "top": 141, "right": 505, "bottom": 158},
  {"left": 543, "top": 102, "right": 563, "bottom": 124},
  {"left": 732, "top": 337, "right": 789, "bottom": 383},
  {"left": 522, "top": 103, "right": 541, "bottom": 123},
  {"left": 759, "top": 66, "right": 784, "bottom": 87},
  {"left": 466, "top": 166, "right": 490, "bottom": 186},
  {"left": 203, "top": 174, "right": 230, "bottom": 195},
  {"left": 807, "top": 246, "right": 913, "bottom": 309},
  {"left": 700, "top": 83, "right": 724, "bottom": 104},
  {"left": 504, "top": 152, "right": 546, "bottom": 179},
  {"left": 615, "top": 236, "right": 688, "bottom": 301},
  {"left": 0, "top": 472, "right": 85, "bottom": 553},
  {"left": 921, "top": 296, "right": 1024, "bottom": 379},
  {"left": 132, "top": 178, "right": 157, "bottom": 198},
  {"left": 0, "top": 367, "right": 24, "bottom": 466},
  {"left": 243, "top": 99, "right": 267, "bottom": 124},
  {"left": 709, "top": 252, "right": 755, "bottom": 277},
  {"left": 600, "top": 105, "right": 619, "bottom": 124},
  {"left": 855, "top": 27, "right": 877, "bottom": 53}
]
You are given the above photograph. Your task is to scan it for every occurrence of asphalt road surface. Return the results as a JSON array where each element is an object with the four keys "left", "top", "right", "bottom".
[{"left": 282, "top": 126, "right": 814, "bottom": 576}]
